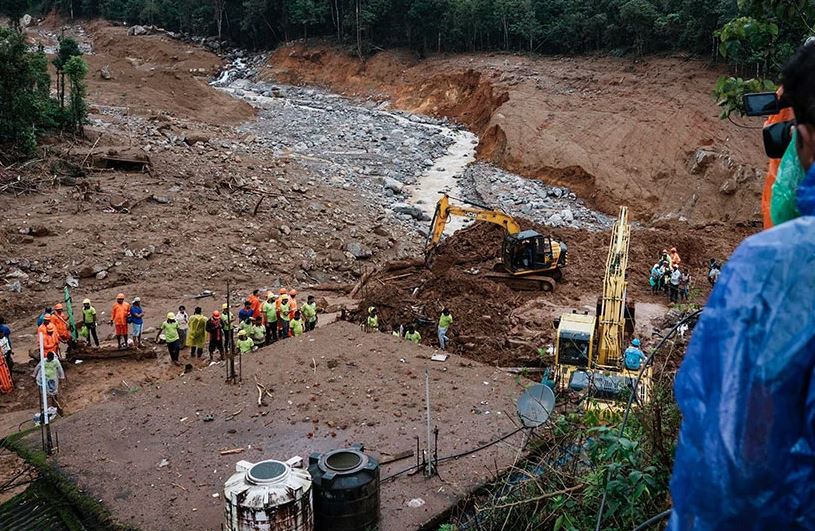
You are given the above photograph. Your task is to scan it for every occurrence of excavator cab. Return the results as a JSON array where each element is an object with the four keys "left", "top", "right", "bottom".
[{"left": 503, "top": 231, "right": 567, "bottom": 278}]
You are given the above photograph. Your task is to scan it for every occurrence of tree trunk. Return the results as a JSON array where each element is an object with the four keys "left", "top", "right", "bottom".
[{"left": 355, "top": 0, "right": 362, "bottom": 59}]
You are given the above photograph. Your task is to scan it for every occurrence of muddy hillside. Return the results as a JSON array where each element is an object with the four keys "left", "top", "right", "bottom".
[{"left": 266, "top": 43, "right": 768, "bottom": 225}]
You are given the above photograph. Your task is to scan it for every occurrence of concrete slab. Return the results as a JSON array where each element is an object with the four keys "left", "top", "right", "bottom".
[{"left": 19, "top": 322, "right": 528, "bottom": 530}]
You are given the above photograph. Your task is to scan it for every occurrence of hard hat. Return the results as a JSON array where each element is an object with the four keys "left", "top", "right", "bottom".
[
  {"left": 670, "top": 247, "right": 677, "bottom": 253},
  {"left": 116, "top": 293, "right": 125, "bottom": 300},
  {"left": 83, "top": 298, "right": 91, "bottom": 304},
  {"left": 632, "top": 338, "right": 641, "bottom": 347},
  {"left": 266, "top": 291, "right": 274, "bottom": 299},
  {"left": 279, "top": 288, "right": 287, "bottom": 295},
  {"left": 213, "top": 310, "right": 221, "bottom": 319},
  {"left": 54, "top": 303, "right": 63, "bottom": 310},
  {"left": 238, "top": 330, "right": 247, "bottom": 337},
  {"left": 289, "top": 289, "right": 297, "bottom": 296},
  {"left": 133, "top": 297, "right": 141, "bottom": 303},
  {"left": 43, "top": 313, "right": 52, "bottom": 321},
  {"left": 222, "top": 303, "right": 228, "bottom": 309},
  {"left": 46, "top": 324, "right": 56, "bottom": 332},
  {"left": 167, "top": 312, "right": 175, "bottom": 320}
]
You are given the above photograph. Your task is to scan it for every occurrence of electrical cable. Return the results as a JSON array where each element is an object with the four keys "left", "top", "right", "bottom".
[
  {"left": 593, "top": 309, "right": 703, "bottom": 531},
  {"left": 632, "top": 508, "right": 672, "bottom": 531},
  {"left": 381, "top": 425, "right": 529, "bottom": 482},
  {"left": 727, "top": 114, "right": 764, "bottom": 130}
]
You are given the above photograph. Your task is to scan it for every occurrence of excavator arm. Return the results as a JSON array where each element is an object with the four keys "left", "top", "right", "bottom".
[
  {"left": 426, "top": 194, "right": 521, "bottom": 253},
  {"left": 596, "top": 206, "right": 630, "bottom": 367}
]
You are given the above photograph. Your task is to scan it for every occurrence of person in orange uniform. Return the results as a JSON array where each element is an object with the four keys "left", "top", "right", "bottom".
[
  {"left": 51, "top": 304, "right": 74, "bottom": 354},
  {"left": 37, "top": 318, "right": 61, "bottom": 359},
  {"left": 761, "top": 87, "right": 796, "bottom": 229},
  {"left": 248, "top": 289, "right": 262, "bottom": 319},
  {"left": 669, "top": 247, "right": 681, "bottom": 267},
  {"left": 288, "top": 289, "right": 298, "bottom": 314},
  {"left": 111, "top": 293, "right": 131, "bottom": 349}
]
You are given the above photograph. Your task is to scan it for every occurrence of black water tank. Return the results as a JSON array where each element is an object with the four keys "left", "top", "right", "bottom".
[{"left": 308, "top": 444, "right": 380, "bottom": 531}]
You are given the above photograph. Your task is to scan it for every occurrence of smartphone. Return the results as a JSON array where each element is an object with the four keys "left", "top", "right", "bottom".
[{"left": 743, "top": 92, "right": 781, "bottom": 117}]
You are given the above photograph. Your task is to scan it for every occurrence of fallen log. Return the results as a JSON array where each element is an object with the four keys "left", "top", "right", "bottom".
[
  {"left": 349, "top": 267, "right": 376, "bottom": 298},
  {"left": 383, "top": 258, "right": 424, "bottom": 272}
]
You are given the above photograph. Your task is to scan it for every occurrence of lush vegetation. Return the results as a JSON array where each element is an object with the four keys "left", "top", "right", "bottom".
[{"left": 0, "top": 29, "right": 88, "bottom": 156}]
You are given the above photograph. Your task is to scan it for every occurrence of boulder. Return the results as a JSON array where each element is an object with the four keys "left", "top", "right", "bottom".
[
  {"left": 380, "top": 176, "right": 404, "bottom": 194},
  {"left": 345, "top": 241, "right": 373, "bottom": 259},
  {"left": 19, "top": 14, "right": 32, "bottom": 28},
  {"left": 78, "top": 266, "right": 95, "bottom": 279},
  {"left": 688, "top": 148, "right": 718, "bottom": 175},
  {"left": 391, "top": 202, "right": 424, "bottom": 220},
  {"left": 128, "top": 25, "right": 148, "bottom": 36},
  {"left": 100, "top": 65, "right": 112, "bottom": 80}
]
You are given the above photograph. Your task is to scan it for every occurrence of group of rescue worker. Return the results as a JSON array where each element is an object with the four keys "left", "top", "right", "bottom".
[
  {"left": 649, "top": 247, "right": 691, "bottom": 303},
  {"left": 364, "top": 306, "right": 454, "bottom": 351}
]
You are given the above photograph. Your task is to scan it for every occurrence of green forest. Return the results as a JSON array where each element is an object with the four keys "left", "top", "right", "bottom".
[{"left": 2, "top": 0, "right": 812, "bottom": 64}]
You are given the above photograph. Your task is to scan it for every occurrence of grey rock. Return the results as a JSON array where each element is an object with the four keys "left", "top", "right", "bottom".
[
  {"left": 128, "top": 25, "right": 148, "bottom": 36},
  {"left": 96, "top": 271, "right": 108, "bottom": 280},
  {"left": 391, "top": 202, "right": 424, "bottom": 220},
  {"left": 345, "top": 241, "right": 373, "bottom": 259},
  {"left": 280, "top": 225, "right": 292, "bottom": 235},
  {"left": 78, "top": 266, "right": 95, "bottom": 279},
  {"left": 380, "top": 177, "right": 404, "bottom": 194},
  {"left": 560, "top": 208, "right": 574, "bottom": 223},
  {"left": 92, "top": 264, "right": 107, "bottom": 274},
  {"left": 6, "top": 280, "right": 22, "bottom": 293},
  {"left": 100, "top": 65, "right": 112, "bottom": 80},
  {"left": 547, "top": 214, "right": 564, "bottom": 227},
  {"left": 689, "top": 148, "right": 718, "bottom": 175},
  {"left": 65, "top": 276, "right": 80, "bottom": 288}
]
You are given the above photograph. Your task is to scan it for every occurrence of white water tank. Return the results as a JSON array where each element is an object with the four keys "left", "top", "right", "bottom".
[{"left": 224, "top": 456, "right": 314, "bottom": 531}]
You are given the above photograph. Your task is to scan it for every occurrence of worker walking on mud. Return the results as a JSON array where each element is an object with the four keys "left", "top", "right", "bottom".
[
  {"left": 38, "top": 318, "right": 61, "bottom": 359},
  {"left": 438, "top": 308, "right": 453, "bottom": 350},
  {"left": 130, "top": 297, "right": 144, "bottom": 349},
  {"left": 81, "top": 299, "right": 100, "bottom": 347},
  {"left": 405, "top": 325, "right": 421, "bottom": 344},
  {"left": 111, "top": 294, "right": 130, "bottom": 349},
  {"left": 32, "top": 351, "right": 65, "bottom": 398},
  {"left": 366, "top": 307, "right": 379, "bottom": 332},
  {"left": 624, "top": 338, "right": 645, "bottom": 371},
  {"left": 302, "top": 295, "right": 317, "bottom": 332},
  {"left": 669, "top": 265, "right": 682, "bottom": 303},
  {"left": 187, "top": 307, "right": 207, "bottom": 358},
  {"left": 262, "top": 292, "right": 277, "bottom": 344},
  {"left": 206, "top": 311, "right": 225, "bottom": 360},
  {"left": 176, "top": 305, "right": 189, "bottom": 349},
  {"left": 157, "top": 313, "right": 181, "bottom": 365}
]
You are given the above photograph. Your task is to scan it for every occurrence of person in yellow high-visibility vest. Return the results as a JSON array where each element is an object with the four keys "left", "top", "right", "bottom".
[{"left": 438, "top": 308, "right": 453, "bottom": 350}]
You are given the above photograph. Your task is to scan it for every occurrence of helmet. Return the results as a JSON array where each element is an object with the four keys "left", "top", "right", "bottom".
[
  {"left": 266, "top": 291, "right": 274, "bottom": 299},
  {"left": 46, "top": 324, "right": 56, "bottom": 332},
  {"left": 116, "top": 293, "right": 125, "bottom": 300},
  {"left": 238, "top": 330, "right": 247, "bottom": 337},
  {"left": 222, "top": 303, "right": 228, "bottom": 309},
  {"left": 43, "top": 313, "right": 52, "bottom": 321},
  {"left": 632, "top": 338, "right": 641, "bottom": 347},
  {"left": 83, "top": 298, "right": 91, "bottom": 305},
  {"left": 368, "top": 306, "right": 376, "bottom": 314},
  {"left": 54, "top": 303, "right": 63, "bottom": 310},
  {"left": 167, "top": 312, "right": 175, "bottom": 320},
  {"left": 133, "top": 297, "right": 141, "bottom": 303},
  {"left": 670, "top": 247, "right": 677, "bottom": 253},
  {"left": 279, "top": 288, "right": 288, "bottom": 295},
  {"left": 289, "top": 289, "right": 297, "bottom": 296},
  {"left": 213, "top": 311, "right": 221, "bottom": 319}
]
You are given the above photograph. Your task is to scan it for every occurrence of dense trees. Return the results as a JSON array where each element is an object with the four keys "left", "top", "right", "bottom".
[{"left": 0, "top": 29, "right": 88, "bottom": 156}]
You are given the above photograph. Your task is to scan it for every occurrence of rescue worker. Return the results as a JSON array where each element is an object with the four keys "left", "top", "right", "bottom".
[
  {"left": 650, "top": 262, "right": 663, "bottom": 294},
  {"left": 187, "top": 307, "right": 207, "bottom": 358},
  {"left": 156, "top": 313, "right": 181, "bottom": 364},
  {"left": 237, "top": 330, "right": 254, "bottom": 354},
  {"left": 0, "top": 316, "right": 13, "bottom": 389},
  {"left": 111, "top": 293, "right": 130, "bottom": 349},
  {"left": 206, "top": 310, "right": 225, "bottom": 360},
  {"left": 238, "top": 301, "right": 253, "bottom": 323},
  {"left": 176, "top": 305, "right": 189, "bottom": 349},
  {"left": 81, "top": 299, "right": 99, "bottom": 347},
  {"left": 405, "top": 325, "right": 421, "bottom": 344},
  {"left": 438, "top": 308, "right": 453, "bottom": 351},
  {"left": 37, "top": 307, "right": 53, "bottom": 326},
  {"left": 290, "top": 310, "right": 305, "bottom": 337},
  {"left": 32, "top": 351, "right": 65, "bottom": 397},
  {"left": 660, "top": 249, "right": 672, "bottom": 269},
  {"left": 707, "top": 259, "right": 721, "bottom": 285},
  {"left": 669, "top": 247, "right": 682, "bottom": 267},
  {"left": 129, "top": 297, "right": 144, "bottom": 349},
  {"left": 288, "top": 289, "right": 299, "bottom": 313},
  {"left": 262, "top": 292, "right": 278, "bottom": 344},
  {"left": 302, "top": 295, "right": 317, "bottom": 332},
  {"left": 37, "top": 317, "right": 61, "bottom": 359},
  {"left": 248, "top": 289, "right": 262, "bottom": 319},
  {"left": 624, "top": 338, "right": 645, "bottom": 371},
  {"left": 239, "top": 316, "right": 253, "bottom": 337},
  {"left": 220, "top": 303, "right": 235, "bottom": 351},
  {"left": 366, "top": 307, "right": 379, "bottom": 332},
  {"left": 669, "top": 264, "right": 682, "bottom": 303},
  {"left": 277, "top": 289, "right": 292, "bottom": 338},
  {"left": 250, "top": 315, "right": 266, "bottom": 346},
  {"left": 51, "top": 304, "right": 73, "bottom": 352}
]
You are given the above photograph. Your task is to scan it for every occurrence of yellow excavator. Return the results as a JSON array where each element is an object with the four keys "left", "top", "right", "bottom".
[
  {"left": 425, "top": 194, "right": 568, "bottom": 291},
  {"left": 552, "top": 206, "right": 651, "bottom": 406}
]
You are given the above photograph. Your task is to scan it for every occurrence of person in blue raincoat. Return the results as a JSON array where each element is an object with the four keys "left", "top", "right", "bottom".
[
  {"left": 670, "top": 41, "right": 815, "bottom": 529},
  {"left": 623, "top": 338, "right": 645, "bottom": 371}
]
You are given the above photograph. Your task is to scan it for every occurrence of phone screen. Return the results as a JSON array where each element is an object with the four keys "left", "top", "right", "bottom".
[{"left": 743, "top": 93, "right": 780, "bottom": 117}]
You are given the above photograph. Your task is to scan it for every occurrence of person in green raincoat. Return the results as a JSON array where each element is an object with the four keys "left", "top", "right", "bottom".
[{"left": 186, "top": 306, "right": 207, "bottom": 358}]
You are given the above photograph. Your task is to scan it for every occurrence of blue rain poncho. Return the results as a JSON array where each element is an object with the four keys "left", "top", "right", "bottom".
[{"left": 670, "top": 162, "right": 815, "bottom": 529}]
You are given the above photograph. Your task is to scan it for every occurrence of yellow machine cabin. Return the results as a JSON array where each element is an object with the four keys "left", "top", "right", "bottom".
[
  {"left": 553, "top": 206, "right": 650, "bottom": 406},
  {"left": 425, "top": 194, "right": 568, "bottom": 291}
]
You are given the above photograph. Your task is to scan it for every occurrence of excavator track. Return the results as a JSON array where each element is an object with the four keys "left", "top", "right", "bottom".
[{"left": 483, "top": 271, "right": 557, "bottom": 292}]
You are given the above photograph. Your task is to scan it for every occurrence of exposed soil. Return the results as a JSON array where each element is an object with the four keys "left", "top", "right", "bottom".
[
  {"left": 18, "top": 322, "right": 528, "bottom": 531},
  {"left": 267, "top": 42, "right": 768, "bottom": 224},
  {"left": 355, "top": 219, "right": 752, "bottom": 366}
]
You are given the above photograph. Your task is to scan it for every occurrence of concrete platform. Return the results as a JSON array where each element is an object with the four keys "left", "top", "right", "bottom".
[{"left": 19, "top": 322, "right": 529, "bottom": 530}]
